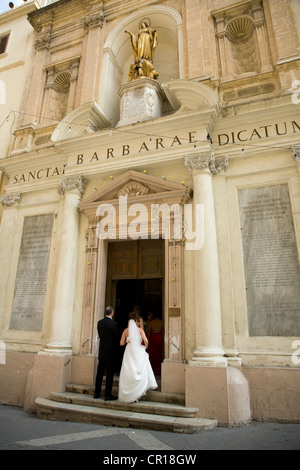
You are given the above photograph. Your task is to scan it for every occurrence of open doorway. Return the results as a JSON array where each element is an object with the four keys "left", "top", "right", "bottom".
[
  {"left": 114, "top": 278, "right": 163, "bottom": 331},
  {"left": 113, "top": 278, "right": 164, "bottom": 376},
  {"left": 105, "top": 239, "right": 165, "bottom": 376}
]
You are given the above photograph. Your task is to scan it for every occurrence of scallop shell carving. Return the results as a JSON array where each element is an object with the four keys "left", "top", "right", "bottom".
[
  {"left": 118, "top": 182, "right": 151, "bottom": 197},
  {"left": 53, "top": 72, "right": 71, "bottom": 91},
  {"left": 226, "top": 16, "right": 254, "bottom": 43}
]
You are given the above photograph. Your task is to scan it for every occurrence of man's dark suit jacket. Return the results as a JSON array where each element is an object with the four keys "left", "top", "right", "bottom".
[{"left": 97, "top": 316, "right": 118, "bottom": 362}]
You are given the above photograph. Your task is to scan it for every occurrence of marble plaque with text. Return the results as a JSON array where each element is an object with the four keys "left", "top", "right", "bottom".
[
  {"left": 10, "top": 214, "right": 54, "bottom": 331},
  {"left": 239, "top": 184, "right": 300, "bottom": 336}
]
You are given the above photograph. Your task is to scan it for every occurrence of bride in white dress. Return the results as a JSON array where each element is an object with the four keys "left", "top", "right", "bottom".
[{"left": 118, "top": 312, "right": 158, "bottom": 403}]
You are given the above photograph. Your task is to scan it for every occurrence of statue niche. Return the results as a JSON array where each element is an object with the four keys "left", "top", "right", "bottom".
[{"left": 125, "top": 18, "right": 159, "bottom": 81}]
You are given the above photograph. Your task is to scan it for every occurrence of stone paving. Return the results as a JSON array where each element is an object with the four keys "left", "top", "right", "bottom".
[{"left": 0, "top": 404, "right": 300, "bottom": 451}]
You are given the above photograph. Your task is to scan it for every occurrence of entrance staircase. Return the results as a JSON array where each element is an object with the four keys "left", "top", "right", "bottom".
[{"left": 35, "top": 381, "right": 218, "bottom": 434}]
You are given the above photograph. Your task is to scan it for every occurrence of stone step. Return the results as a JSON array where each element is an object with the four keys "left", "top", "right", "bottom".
[
  {"left": 65, "top": 383, "right": 185, "bottom": 406},
  {"left": 35, "top": 397, "right": 218, "bottom": 434},
  {"left": 50, "top": 391, "right": 198, "bottom": 418}
]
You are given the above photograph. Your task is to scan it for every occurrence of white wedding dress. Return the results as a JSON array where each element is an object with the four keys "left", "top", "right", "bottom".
[{"left": 118, "top": 320, "right": 158, "bottom": 403}]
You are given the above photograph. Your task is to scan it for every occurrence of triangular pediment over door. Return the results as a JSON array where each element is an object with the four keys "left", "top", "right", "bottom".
[{"left": 79, "top": 170, "right": 192, "bottom": 218}]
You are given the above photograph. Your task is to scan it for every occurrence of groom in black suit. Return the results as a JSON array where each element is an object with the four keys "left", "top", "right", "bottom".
[{"left": 94, "top": 306, "right": 118, "bottom": 400}]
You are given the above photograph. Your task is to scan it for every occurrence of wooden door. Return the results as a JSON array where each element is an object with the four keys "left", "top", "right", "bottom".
[{"left": 107, "top": 240, "right": 163, "bottom": 280}]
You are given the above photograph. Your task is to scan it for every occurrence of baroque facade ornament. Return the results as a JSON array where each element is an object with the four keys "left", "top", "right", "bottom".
[
  {"left": 34, "top": 32, "right": 51, "bottom": 50},
  {"left": 117, "top": 181, "right": 151, "bottom": 197},
  {"left": 83, "top": 10, "right": 105, "bottom": 30},
  {"left": 185, "top": 153, "right": 229, "bottom": 176},
  {"left": 209, "top": 155, "right": 229, "bottom": 175},
  {"left": 58, "top": 175, "right": 87, "bottom": 196},
  {"left": 0, "top": 193, "right": 22, "bottom": 207},
  {"left": 292, "top": 146, "right": 300, "bottom": 161}
]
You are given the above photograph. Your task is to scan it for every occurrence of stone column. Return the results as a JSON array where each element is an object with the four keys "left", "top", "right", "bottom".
[
  {"left": 43, "top": 175, "right": 86, "bottom": 355},
  {"left": 185, "top": 153, "right": 228, "bottom": 366}
]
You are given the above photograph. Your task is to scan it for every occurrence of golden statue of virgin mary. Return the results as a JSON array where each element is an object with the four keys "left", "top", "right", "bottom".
[{"left": 125, "top": 19, "right": 159, "bottom": 81}]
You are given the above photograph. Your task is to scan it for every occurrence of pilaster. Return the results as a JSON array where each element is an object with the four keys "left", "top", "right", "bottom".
[
  {"left": 80, "top": 7, "right": 105, "bottom": 105},
  {"left": 0, "top": 192, "right": 22, "bottom": 332}
]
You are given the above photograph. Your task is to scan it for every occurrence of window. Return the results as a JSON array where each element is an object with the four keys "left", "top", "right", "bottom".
[{"left": 0, "top": 34, "right": 9, "bottom": 55}]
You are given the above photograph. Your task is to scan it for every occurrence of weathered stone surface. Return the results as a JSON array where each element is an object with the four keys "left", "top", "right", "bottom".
[
  {"left": 239, "top": 184, "right": 300, "bottom": 336},
  {"left": 10, "top": 214, "right": 54, "bottom": 331},
  {"left": 35, "top": 396, "right": 217, "bottom": 433}
]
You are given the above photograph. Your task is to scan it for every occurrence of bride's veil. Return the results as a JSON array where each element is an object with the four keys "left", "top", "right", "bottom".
[{"left": 128, "top": 319, "right": 142, "bottom": 348}]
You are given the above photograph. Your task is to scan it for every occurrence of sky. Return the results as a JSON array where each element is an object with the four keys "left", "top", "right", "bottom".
[{"left": 0, "top": 0, "right": 37, "bottom": 14}]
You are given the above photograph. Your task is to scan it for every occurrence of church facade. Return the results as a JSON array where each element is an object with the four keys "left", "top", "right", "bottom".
[{"left": 0, "top": 0, "right": 300, "bottom": 425}]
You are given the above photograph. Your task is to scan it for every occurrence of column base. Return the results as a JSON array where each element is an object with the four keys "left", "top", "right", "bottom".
[
  {"left": 189, "top": 358, "right": 228, "bottom": 367},
  {"left": 225, "top": 349, "right": 242, "bottom": 367},
  {"left": 189, "top": 347, "right": 228, "bottom": 367},
  {"left": 40, "top": 343, "right": 73, "bottom": 357}
]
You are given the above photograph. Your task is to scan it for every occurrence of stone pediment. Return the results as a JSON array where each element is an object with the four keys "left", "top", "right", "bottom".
[{"left": 79, "top": 170, "right": 192, "bottom": 216}]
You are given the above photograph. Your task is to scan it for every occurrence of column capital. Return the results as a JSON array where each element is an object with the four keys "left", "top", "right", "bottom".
[
  {"left": 292, "top": 146, "right": 300, "bottom": 162},
  {"left": 34, "top": 32, "right": 51, "bottom": 50},
  {"left": 0, "top": 192, "right": 22, "bottom": 207},
  {"left": 209, "top": 155, "right": 229, "bottom": 175},
  {"left": 58, "top": 175, "right": 86, "bottom": 196},
  {"left": 83, "top": 9, "right": 105, "bottom": 31},
  {"left": 292, "top": 147, "right": 300, "bottom": 175},
  {"left": 184, "top": 153, "right": 228, "bottom": 176},
  {"left": 184, "top": 153, "right": 213, "bottom": 175}
]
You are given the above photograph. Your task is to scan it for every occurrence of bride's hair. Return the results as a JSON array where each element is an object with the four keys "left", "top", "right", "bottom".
[{"left": 128, "top": 311, "right": 140, "bottom": 322}]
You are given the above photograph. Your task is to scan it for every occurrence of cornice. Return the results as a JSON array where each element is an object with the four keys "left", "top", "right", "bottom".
[
  {"left": 0, "top": 2, "right": 37, "bottom": 25},
  {"left": 27, "top": 0, "right": 100, "bottom": 31},
  {"left": 211, "top": 0, "right": 262, "bottom": 19}
]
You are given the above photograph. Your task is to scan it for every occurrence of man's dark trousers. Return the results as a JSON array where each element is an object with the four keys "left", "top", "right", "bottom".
[
  {"left": 94, "top": 316, "right": 118, "bottom": 398},
  {"left": 95, "top": 358, "right": 115, "bottom": 398}
]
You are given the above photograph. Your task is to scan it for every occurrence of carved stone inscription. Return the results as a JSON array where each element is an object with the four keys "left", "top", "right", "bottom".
[
  {"left": 239, "top": 185, "right": 300, "bottom": 336},
  {"left": 10, "top": 214, "right": 54, "bottom": 331}
]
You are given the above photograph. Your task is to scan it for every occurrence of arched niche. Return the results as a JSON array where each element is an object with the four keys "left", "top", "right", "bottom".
[{"left": 98, "top": 6, "right": 184, "bottom": 126}]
